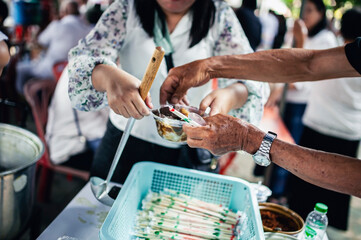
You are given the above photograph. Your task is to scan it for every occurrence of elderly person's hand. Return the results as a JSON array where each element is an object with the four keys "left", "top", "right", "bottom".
[
  {"left": 160, "top": 59, "right": 211, "bottom": 105},
  {"left": 183, "top": 114, "right": 264, "bottom": 156}
]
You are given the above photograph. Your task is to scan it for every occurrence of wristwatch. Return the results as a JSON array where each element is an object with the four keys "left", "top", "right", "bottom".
[{"left": 252, "top": 131, "right": 277, "bottom": 167}]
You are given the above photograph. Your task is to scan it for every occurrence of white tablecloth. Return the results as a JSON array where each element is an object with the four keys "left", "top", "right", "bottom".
[{"left": 37, "top": 182, "right": 111, "bottom": 240}]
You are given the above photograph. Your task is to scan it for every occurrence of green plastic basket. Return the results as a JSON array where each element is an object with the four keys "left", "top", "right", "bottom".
[{"left": 100, "top": 162, "right": 264, "bottom": 239}]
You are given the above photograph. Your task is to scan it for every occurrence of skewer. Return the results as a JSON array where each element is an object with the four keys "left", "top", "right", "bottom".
[{"left": 168, "top": 106, "right": 202, "bottom": 127}]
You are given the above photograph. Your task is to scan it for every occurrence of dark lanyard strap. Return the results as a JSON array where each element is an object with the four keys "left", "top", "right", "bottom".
[
  {"left": 72, "top": 109, "right": 83, "bottom": 137},
  {"left": 164, "top": 53, "right": 174, "bottom": 72}
]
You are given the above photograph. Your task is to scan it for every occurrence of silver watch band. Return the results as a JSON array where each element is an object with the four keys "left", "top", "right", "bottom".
[{"left": 258, "top": 131, "right": 277, "bottom": 155}]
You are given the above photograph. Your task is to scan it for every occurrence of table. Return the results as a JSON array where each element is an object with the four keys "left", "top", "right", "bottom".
[
  {"left": 39, "top": 182, "right": 329, "bottom": 240},
  {"left": 37, "top": 182, "right": 111, "bottom": 240}
]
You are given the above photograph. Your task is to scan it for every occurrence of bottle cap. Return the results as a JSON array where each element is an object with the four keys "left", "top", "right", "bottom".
[{"left": 315, "top": 203, "right": 328, "bottom": 213}]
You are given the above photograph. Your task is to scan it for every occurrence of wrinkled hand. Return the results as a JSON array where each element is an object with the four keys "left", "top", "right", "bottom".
[
  {"left": 199, "top": 83, "right": 248, "bottom": 116},
  {"left": 183, "top": 114, "right": 253, "bottom": 156},
  {"left": 293, "top": 19, "right": 308, "bottom": 48},
  {"left": 93, "top": 65, "right": 153, "bottom": 119},
  {"left": 160, "top": 59, "right": 211, "bottom": 105}
]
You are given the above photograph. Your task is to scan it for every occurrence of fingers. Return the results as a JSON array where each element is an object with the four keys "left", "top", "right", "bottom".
[
  {"left": 108, "top": 89, "right": 150, "bottom": 119},
  {"left": 186, "top": 138, "right": 203, "bottom": 149},
  {"left": 131, "top": 94, "right": 151, "bottom": 118},
  {"left": 183, "top": 124, "right": 205, "bottom": 140},
  {"left": 179, "top": 95, "right": 190, "bottom": 106},
  {"left": 145, "top": 93, "right": 153, "bottom": 109},
  {"left": 184, "top": 125, "right": 220, "bottom": 155},
  {"left": 160, "top": 70, "right": 190, "bottom": 105},
  {"left": 199, "top": 93, "right": 221, "bottom": 116},
  {"left": 159, "top": 74, "right": 181, "bottom": 104},
  {"left": 121, "top": 106, "right": 130, "bottom": 118},
  {"left": 199, "top": 94, "right": 213, "bottom": 115},
  {"left": 159, "top": 77, "right": 174, "bottom": 105},
  {"left": 209, "top": 101, "right": 221, "bottom": 116}
]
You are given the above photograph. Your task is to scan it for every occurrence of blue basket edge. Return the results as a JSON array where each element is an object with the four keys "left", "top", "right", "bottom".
[{"left": 100, "top": 161, "right": 265, "bottom": 240}]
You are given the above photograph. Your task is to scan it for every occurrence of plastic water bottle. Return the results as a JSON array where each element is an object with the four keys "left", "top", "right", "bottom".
[{"left": 303, "top": 203, "right": 328, "bottom": 240}]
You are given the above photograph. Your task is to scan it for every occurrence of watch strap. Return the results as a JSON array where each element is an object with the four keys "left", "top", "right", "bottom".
[{"left": 258, "top": 131, "right": 277, "bottom": 155}]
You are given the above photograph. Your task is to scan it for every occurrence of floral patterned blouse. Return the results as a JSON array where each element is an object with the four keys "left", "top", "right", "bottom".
[{"left": 68, "top": 0, "right": 269, "bottom": 145}]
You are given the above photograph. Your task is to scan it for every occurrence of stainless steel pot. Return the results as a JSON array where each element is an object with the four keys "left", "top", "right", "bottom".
[{"left": 0, "top": 123, "right": 44, "bottom": 239}]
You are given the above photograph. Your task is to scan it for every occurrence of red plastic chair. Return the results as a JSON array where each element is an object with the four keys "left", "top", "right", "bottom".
[
  {"left": 23, "top": 79, "right": 89, "bottom": 202},
  {"left": 52, "top": 61, "right": 68, "bottom": 82}
]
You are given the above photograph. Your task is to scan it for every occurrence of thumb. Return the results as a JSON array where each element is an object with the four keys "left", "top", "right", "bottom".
[
  {"left": 199, "top": 94, "right": 214, "bottom": 115},
  {"left": 145, "top": 93, "right": 153, "bottom": 109}
]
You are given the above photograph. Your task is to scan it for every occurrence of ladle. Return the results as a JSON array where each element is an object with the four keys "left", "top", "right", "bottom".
[{"left": 90, "top": 47, "right": 165, "bottom": 206}]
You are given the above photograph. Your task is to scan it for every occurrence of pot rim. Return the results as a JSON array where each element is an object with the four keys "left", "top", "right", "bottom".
[{"left": 0, "top": 123, "right": 44, "bottom": 177}]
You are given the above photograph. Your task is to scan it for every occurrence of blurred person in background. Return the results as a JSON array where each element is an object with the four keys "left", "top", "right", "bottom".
[
  {"left": 0, "top": 32, "right": 9, "bottom": 76},
  {"left": 0, "top": 0, "right": 9, "bottom": 37},
  {"left": 15, "top": 0, "right": 92, "bottom": 94},
  {"left": 258, "top": 10, "right": 279, "bottom": 50},
  {"left": 287, "top": 7, "right": 361, "bottom": 231},
  {"left": 269, "top": 10, "right": 287, "bottom": 49},
  {"left": 46, "top": 68, "right": 109, "bottom": 171},
  {"left": 77, "top": 0, "right": 89, "bottom": 17},
  {"left": 85, "top": 3, "right": 104, "bottom": 25},
  {"left": 235, "top": 0, "right": 262, "bottom": 51},
  {"left": 266, "top": 0, "right": 338, "bottom": 204},
  {"left": 68, "top": 0, "right": 268, "bottom": 184}
]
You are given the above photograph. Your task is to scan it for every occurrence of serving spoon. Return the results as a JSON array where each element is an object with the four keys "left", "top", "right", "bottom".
[{"left": 90, "top": 47, "right": 165, "bottom": 206}]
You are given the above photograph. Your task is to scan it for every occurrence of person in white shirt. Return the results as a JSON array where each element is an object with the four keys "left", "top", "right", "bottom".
[
  {"left": 15, "top": 0, "right": 92, "bottom": 94},
  {"left": 267, "top": 0, "right": 338, "bottom": 144},
  {"left": 68, "top": 0, "right": 269, "bottom": 183},
  {"left": 45, "top": 68, "right": 108, "bottom": 170},
  {"left": 258, "top": 11, "right": 279, "bottom": 50},
  {"left": 287, "top": 8, "right": 361, "bottom": 231}
]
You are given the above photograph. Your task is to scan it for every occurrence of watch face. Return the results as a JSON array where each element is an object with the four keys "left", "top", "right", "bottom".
[{"left": 253, "top": 152, "right": 271, "bottom": 167}]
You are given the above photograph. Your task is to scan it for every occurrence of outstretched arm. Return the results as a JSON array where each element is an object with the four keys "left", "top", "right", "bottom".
[
  {"left": 183, "top": 114, "right": 361, "bottom": 198},
  {"left": 208, "top": 46, "right": 358, "bottom": 83},
  {"left": 160, "top": 46, "right": 359, "bottom": 104}
]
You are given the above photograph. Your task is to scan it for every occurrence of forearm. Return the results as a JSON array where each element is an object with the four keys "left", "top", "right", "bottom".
[
  {"left": 243, "top": 127, "right": 361, "bottom": 198},
  {"left": 92, "top": 64, "right": 133, "bottom": 92},
  {"left": 207, "top": 47, "right": 359, "bottom": 83},
  {"left": 225, "top": 82, "right": 248, "bottom": 109},
  {"left": 272, "top": 140, "right": 361, "bottom": 198}
]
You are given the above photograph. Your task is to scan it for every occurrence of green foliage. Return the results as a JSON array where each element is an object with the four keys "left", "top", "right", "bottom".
[
  {"left": 334, "top": 0, "right": 361, "bottom": 8},
  {"left": 282, "top": 0, "right": 361, "bottom": 10}
]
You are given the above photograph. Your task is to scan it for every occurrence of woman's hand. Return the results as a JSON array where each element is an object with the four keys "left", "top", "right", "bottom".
[
  {"left": 199, "top": 83, "right": 248, "bottom": 116},
  {"left": 293, "top": 19, "right": 308, "bottom": 48},
  {"left": 183, "top": 114, "right": 264, "bottom": 156},
  {"left": 92, "top": 64, "right": 153, "bottom": 119}
]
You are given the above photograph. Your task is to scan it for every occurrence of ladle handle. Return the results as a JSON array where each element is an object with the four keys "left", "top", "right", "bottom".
[{"left": 139, "top": 46, "right": 165, "bottom": 100}]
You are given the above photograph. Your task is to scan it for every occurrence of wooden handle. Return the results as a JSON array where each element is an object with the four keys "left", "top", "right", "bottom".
[{"left": 139, "top": 46, "right": 165, "bottom": 100}]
